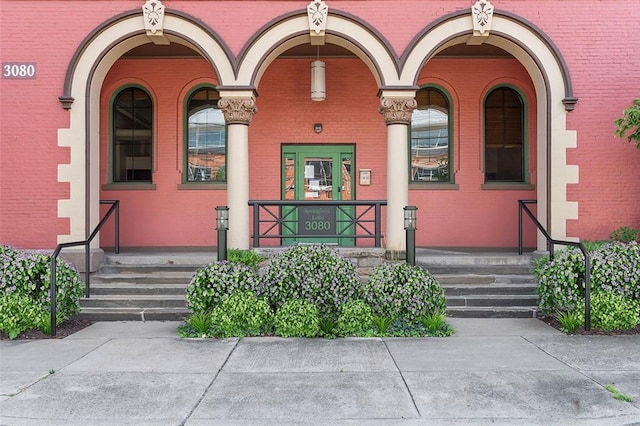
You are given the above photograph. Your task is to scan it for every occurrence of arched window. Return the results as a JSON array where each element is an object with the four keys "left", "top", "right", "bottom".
[
  {"left": 185, "top": 87, "right": 226, "bottom": 182},
  {"left": 484, "top": 87, "right": 524, "bottom": 182},
  {"left": 410, "top": 87, "right": 451, "bottom": 182},
  {"left": 112, "top": 87, "right": 153, "bottom": 182}
]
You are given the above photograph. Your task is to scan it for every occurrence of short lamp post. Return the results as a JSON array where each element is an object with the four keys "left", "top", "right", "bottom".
[
  {"left": 216, "top": 206, "right": 229, "bottom": 261},
  {"left": 404, "top": 206, "right": 417, "bottom": 266}
]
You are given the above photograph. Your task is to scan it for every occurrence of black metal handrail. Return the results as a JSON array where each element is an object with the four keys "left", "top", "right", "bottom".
[
  {"left": 518, "top": 199, "right": 591, "bottom": 330},
  {"left": 49, "top": 200, "right": 120, "bottom": 335},
  {"left": 248, "top": 200, "right": 386, "bottom": 248}
]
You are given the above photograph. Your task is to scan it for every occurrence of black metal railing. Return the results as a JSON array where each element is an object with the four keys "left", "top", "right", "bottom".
[
  {"left": 248, "top": 200, "right": 386, "bottom": 248},
  {"left": 518, "top": 199, "right": 591, "bottom": 330},
  {"left": 49, "top": 200, "right": 120, "bottom": 336}
]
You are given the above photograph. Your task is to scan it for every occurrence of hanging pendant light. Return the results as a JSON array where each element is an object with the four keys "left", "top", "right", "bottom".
[{"left": 311, "top": 46, "right": 325, "bottom": 101}]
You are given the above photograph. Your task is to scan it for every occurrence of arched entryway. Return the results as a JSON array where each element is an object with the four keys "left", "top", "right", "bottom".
[{"left": 58, "top": 5, "right": 576, "bottom": 255}]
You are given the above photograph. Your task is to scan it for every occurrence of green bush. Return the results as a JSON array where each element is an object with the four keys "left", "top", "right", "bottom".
[
  {"left": 536, "top": 242, "right": 640, "bottom": 315},
  {"left": 554, "top": 309, "right": 583, "bottom": 334},
  {"left": 534, "top": 248, "right": 586, "bottom": 313},
  {"left": 185, "top": 312, "right": 214, "bottom": 336},
  {"left": 591, "top": 242, "right": 640, "bottom": 302},
  {"left": 0, "top": 246, "right": 84, "bottom": 337},
  {"left": 614, "top": 98, "right": 640, "bottom": 148},
  {"left": 0, "top": 292, "right": 47, "bottom": 339},
  {"left": 186, "top": 261, "right": 261, "bottom": 314},
  {"left": 227, "top": 249, "right": 265, "bottom": 268},
  {"left": 336, "top": 300, "right": 373, "bottom": 336},
  {"left": 363, "top": 262, "right": 446, "bottom": 325},
  {"left": 274, "top": 299, "right": 320, "bottom": 337},
  {"left": 209, "top": 291, "right": 273, "bottom": 338},
  {"left": 590, "top": 291, "right": 640, "bottom": 331},
  {"left": 259, "top": 245, "right": 361, "bottom": 318},
  {"left": 420, "top": 313, "right": 452, "bottom": 336},
  {"left": 610, "top": 226, "right": 639, "bottom": 243}
]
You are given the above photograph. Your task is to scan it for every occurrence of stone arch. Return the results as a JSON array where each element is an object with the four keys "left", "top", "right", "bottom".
[
  {"left": 57, "top": 10, "right": 235, "bottom": 245},
  {"left": 233, "top": 10, "right": 400, "bottom": 89},
  {"left": 401, "top": 10, "right": 579, "bottom": 247}
]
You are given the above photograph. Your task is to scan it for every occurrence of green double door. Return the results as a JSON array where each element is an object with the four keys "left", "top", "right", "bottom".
[{"left": 282, "top": 145, "right": 355, "bottom": 245}]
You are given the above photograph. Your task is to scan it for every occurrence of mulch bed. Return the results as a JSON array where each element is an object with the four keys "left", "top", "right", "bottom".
[{"left": 0, "top": 319, "right": 94, "bottom": 340}]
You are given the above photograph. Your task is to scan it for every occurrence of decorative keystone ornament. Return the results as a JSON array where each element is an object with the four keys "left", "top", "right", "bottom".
[
  {"left": 471, "top": 0, "right": 494, "bottom": 36},
  {"left": 142, "top": 0, "right": 167, "bottom": 43},
  {"left": 307, "top": 0, "right": 328, "bottom": 45}
]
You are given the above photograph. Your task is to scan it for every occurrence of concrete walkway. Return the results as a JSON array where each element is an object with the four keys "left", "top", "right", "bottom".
[{"left": 1, "top": 319, "right": 639, "bottom": 425}]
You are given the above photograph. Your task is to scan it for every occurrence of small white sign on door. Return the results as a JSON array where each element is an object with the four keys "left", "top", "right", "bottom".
[{"left": 305, "top": 165, "right": 315, "bottom": 179}]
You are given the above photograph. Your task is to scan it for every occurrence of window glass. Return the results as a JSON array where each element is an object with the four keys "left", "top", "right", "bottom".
[
  {"left": 484, "top": 87, "right": 524, "bottom": 182},
  {"left": 186, "top": 88, "right": 225, "bottom": 182},
  {"left": 410, "top": 87, "right": 450, "bottom": 182},
  {"left": 112, "top": 87, "right": 153, "bottom": 182}
]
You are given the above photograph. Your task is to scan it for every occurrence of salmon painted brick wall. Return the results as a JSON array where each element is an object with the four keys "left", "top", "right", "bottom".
[
  {"left": 413, "top": 58, "right": 538, "bottom": 247},
  {"left": 1, "top": 1, "right": 638, "bottom": 249},
  {"left": 98, "top": 56, "right": 535, "bottom": 247},
  {"left": 99, "top": 59, "right": 224, "bottom": 247}
]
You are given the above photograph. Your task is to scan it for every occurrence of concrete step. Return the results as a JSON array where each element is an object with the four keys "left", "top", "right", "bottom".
[
  {"left": 74, "top": 307, "right": 190, "bottom": 322},
  {"left": 442, "top": 283, "right": 537, "bottom": 297},
  {"left": 99, "top": 264, "right": 202, "bottom": 274},
  {"left": 446, "top": 294, "right": 538, "bottom": 307},
  {"left": 89, "top": 283, "right": 187, "bottom": 296},
  {"left": 446, "top": 306, "right": 538, "bottom": 318},
  {"left": 423, "top": 264, "right": 534, "bottom": 275},
  {"left": 79, "top": 250, "right": 540, "bottom": 320},
  {"left": 81, "top": 295, "right": 187, "bottom": 309},
  {"left": 434, "top": 274, "right": 535, "bottom": 284},
  {"left": 91, "top": 272, "right": 194, "bottom": 285}
]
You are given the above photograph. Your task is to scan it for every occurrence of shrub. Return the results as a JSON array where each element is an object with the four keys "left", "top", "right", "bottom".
[
  {"left": 535, "top": 242, "right": 640, "bottom": 314},
  {"left": 614, "top": 98, "right": 640, "bottom": 148},
  {"left": 590, "top": 242, "right": 640, "bottom": 302},
  {"left": 0, "top": 246, "right": 84, "bottom": 337},
  {"left": 534, "top": 248, "right": 586, "bottom": 313},
  {"left": 209, "top": 291, "right": 273, "bottom": 338},
  {"left": 318, "top": 317, "right": 337, "bottom": 337},
  {"left": 372, "top": 315, "right": 394, "bottom": 334},
  {"left": 336, "top": 300, "right": 373, "bottom": 336},
  {"left": 227, "top": 249, "right": 265, "bottom": 268},
  {"left": 259, "top": 245, "right": 361, "bottom": 318},
  {"left": 420, "top": 313, "right": 452, "bottom": 337},
  {"left": 610, "top": 226, "right": 639, "bottom": 243},
  {"left": 590, "top": 291, "right": 640, "bottom": 331},
  {"left": 274, "top": 299, "right": 320, "bottom": 338},
  {"left": 186, "top": 261, "right": 261, "bottom": 314},
  {"left": 554, "top": 309, "right": 583, "bottom": 334},
  {"left": 0, "top": 292, "right": 47, "bottom": 339},
  {"left": 185, "top": 312, "right": 214, "bottom": 336},
  {"left": 363, "top": 262, "right": 446, "bottom": 325}
]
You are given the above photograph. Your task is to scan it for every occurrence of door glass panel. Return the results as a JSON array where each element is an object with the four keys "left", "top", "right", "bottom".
[
  {"left": 304, "top": 157, "right": 333, "bottom": 200},
  {"left": 341, "top": 156, "right": 352, "bottom": 200},
  {"left": 284, "top": 156, "right": 295, "bottom": 200}
]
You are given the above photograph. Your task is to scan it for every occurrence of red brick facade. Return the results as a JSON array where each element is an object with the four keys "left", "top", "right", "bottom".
[{"left": 1, "top": 1, "right": 638, "bottom": 250}]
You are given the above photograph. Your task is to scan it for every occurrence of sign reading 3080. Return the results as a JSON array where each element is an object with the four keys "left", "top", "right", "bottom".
[{"left": 2, "top": 63, "right": 36, "bottom": 79}]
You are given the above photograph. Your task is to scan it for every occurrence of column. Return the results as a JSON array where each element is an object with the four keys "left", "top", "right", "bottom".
[
  {"left": 379, "top": 95, "right": 417, "bottom": 253},
  {"left": 218, "top": 95, "right": 257, "bottom": 250}
]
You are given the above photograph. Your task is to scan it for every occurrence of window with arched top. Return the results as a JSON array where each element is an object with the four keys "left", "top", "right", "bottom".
[
  {"left": 410, "top": 87, "right": 451, "bottom": 183},
  {"left": 484, "top": 86, "right": 525, "bottom": 182},
  {"left": 185, "top": 87, "right": 226, "bottom": 183},
  {"left": 112, "top": 87, "right": 153, "bottom": 182}
]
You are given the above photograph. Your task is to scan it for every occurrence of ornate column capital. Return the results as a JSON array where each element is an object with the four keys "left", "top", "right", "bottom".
[
  {"left": 379, "top": 97, "right": 417, "bottom": 125},
  {"left": 217, "top": 98, "right": 258, "bottom": 125}
]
